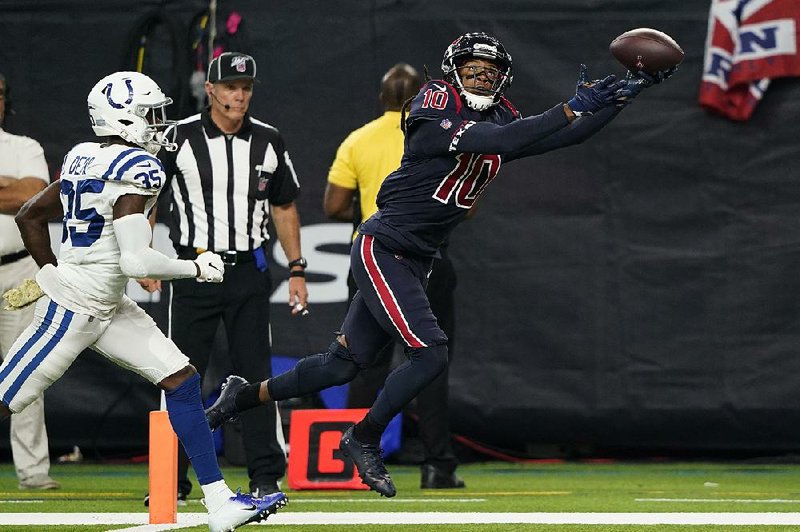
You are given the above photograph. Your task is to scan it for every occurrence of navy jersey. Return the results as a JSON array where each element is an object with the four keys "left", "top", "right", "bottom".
[
  {"left": 359, "top": 80, "right": 540, "bottom": 257},
  {"left": 359, "top": 79, "right": 620, "bottom": 257}
]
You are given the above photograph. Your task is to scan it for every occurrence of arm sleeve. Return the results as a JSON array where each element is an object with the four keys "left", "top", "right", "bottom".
[
  {"left": 503, "top": 105, "right": 622, "bottom": 162},
  {"left": 114, "top": 213, "right": 197, "bottom": 280}
]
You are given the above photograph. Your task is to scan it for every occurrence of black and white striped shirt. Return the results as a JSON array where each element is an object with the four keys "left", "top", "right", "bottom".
[{"left": 160, "top": 110, "right": 300, "bottom": 252}]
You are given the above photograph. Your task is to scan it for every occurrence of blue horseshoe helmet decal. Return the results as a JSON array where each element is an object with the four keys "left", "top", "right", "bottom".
[{"left": 102, "top": 78, "right": 134, "bottom": 109}]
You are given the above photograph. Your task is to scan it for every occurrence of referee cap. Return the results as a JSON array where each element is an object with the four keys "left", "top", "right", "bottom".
[{"left": 207, "top": 52, "right": 257, "bottom": 83}]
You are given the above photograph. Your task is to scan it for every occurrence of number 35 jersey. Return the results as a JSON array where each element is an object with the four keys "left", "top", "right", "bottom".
[
  {"left": 359, "top": 79, "right": 520, "bottom": 258},
  {"left": 36, "top": 142, "right": 164, "bottom": 319}
]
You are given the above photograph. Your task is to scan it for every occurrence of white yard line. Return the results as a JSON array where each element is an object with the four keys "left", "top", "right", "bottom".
[
  {"left": 637, "top": 498, "right": 800, "bottom": 503},
  {"left": 2, "top": 512, "right": 800, "bottom": 529}
]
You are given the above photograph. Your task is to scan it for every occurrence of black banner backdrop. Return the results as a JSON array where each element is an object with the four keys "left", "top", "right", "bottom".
[{"left": 0, "top": 0, "right": 799, "bottom": 457}]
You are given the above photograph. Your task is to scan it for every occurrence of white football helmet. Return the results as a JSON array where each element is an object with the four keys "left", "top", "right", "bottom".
[{"left": 87, "top": 71, "right": 176, "bottom": 154}]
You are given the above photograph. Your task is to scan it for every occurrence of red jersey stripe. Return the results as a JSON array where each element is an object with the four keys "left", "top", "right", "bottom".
[{"left": 360, "top": 235, "right": 427, "bottom": 348}]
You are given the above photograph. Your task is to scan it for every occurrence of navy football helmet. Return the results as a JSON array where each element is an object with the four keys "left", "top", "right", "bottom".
[{"left": 441, "top": 32, "right": 513, "bottom": 111}]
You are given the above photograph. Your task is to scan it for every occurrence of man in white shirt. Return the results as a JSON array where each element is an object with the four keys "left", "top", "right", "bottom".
[{"left": 0, "top": 72, "right": 59, "bottom": 490}]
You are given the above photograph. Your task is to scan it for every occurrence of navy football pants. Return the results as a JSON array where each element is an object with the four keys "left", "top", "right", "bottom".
[
  {"left": 344, "top": 234, "right": 448, "bottom": 360},
  {"left": 269, "top": 233, "right": 449, "bottom": 429},
  {"left": 347, "top": 245, "right": 459, "bottom": 472}
]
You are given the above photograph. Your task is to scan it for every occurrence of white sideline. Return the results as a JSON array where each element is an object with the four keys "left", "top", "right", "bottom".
[{"left": 2, "top": 512, "right": 800, "bottom": 529}]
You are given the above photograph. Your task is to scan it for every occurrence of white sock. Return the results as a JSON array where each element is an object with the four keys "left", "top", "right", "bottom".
[{"left": 201, "top": 480, "right": 234, "bottom": 512}]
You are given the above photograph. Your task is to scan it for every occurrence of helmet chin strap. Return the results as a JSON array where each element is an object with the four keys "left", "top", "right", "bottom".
[{"left": 461, "top": 90, "right": 495, "bottom": 111}]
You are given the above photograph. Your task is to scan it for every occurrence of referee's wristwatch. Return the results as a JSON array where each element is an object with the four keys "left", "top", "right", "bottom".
[{"left": 288, "top": 257, "right": 307, "bottom": 277}]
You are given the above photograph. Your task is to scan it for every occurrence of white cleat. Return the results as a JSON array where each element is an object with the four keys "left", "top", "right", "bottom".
[{"left": 205, "top": 489, "right": 288, "bottom": 532}]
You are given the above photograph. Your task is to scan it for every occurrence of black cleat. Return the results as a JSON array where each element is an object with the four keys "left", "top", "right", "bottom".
[
  {"left": 205, "top": 375, "right": 248, "bottom": 431},
  {"left": 340, "top": 426, "right": 396, "bottom": 497},
  {"left": 143, "top": 489, "right": 188, "bottom": 507},
  {"left": 251, "top": 480, "right": 281, "bottom": 498}
]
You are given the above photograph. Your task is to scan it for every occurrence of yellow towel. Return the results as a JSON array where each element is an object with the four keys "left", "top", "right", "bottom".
[{"left": 2, "top": 278, "right": 44, "bottom": 311}]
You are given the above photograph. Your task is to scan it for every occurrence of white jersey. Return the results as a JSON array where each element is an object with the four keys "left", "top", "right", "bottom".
[{"left": 36, "top": 142, "right": 165, "bottom": 319}]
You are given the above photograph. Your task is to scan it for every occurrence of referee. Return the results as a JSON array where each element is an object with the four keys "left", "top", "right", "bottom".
[{"left": 154, "top": 52, "right": 308, "bottom": 500}]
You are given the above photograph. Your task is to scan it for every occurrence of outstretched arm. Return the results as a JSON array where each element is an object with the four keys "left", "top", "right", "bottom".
[
  {"left": 504, "top": 104, "right": 622, "bottom": 161},
  {"left": 409, "top": 103, "right": 571, "bottom": 156},
  {"left": 409, "top": 67, "right": 625, "bottom": 157},
  {"left": 15, "top": 180, "right": 62, "bottom": 267},
  {"left": 504, "top": 66, "right": 677, "bottom": 162}
]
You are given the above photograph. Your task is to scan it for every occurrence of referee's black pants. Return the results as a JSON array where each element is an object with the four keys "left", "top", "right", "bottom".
[
  {"left": 170, "top": 260, "right": 285, "bottom": 492},
  {"left": 346, "top": 249, "right": 459, "bottom": 474}
]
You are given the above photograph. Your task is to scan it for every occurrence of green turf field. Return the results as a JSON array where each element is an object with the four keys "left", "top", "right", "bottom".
[{"left": 2, "top": 461, "right": 800, "bottom": 530}]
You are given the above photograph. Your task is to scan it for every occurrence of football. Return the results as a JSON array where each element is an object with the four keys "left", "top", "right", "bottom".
[{"left": 609, "top": 28, "right": 684, "bottom": 73}]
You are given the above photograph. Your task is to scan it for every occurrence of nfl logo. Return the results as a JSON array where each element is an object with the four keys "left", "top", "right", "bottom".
[
  {"left": 231, "top": 56, "right": 248, "bottom": 73},
  {"left": 440, "top": 119, "right": 452, "bottom": 130},
  {"left": 258, "top": 176, "right": 269, "bottom": 192}
]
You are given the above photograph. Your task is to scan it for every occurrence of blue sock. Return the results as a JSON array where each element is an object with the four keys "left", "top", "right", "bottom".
[{"left": 164, "top": 373, "right": 223, "bottom": 485}]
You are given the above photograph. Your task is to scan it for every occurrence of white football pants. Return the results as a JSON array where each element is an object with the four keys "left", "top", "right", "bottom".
[{"left": 0, "top": 293, "right": 189, "bottom": 415}]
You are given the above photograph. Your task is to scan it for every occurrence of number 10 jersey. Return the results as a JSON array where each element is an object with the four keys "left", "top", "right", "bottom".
[{"left": 359, "top": 79, "right": 520, "bottom": 258}]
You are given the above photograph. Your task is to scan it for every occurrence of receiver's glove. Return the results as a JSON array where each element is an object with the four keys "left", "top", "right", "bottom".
[
  {"left": 615, "top": 66, "right": 678, "bottom": 105},
  {"left": 566, "top": 64, "right": 626, "bottom": 116}
]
